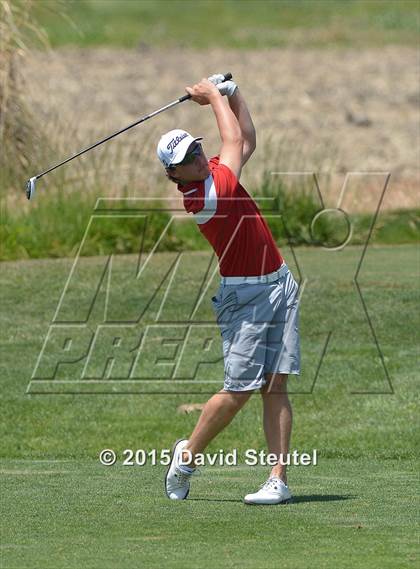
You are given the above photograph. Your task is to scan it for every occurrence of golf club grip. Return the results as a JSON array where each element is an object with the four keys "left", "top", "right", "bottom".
[{"left": 178, "top": 72, "right": 233, "bottom": 102}]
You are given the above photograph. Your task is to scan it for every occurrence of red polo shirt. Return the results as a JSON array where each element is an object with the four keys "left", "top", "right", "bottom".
[{"left": 178, "top": 156, "right": 283, "bottom": 277}]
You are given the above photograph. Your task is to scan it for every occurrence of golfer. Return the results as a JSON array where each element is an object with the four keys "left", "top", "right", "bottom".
[{"left": 157, "top": 75, "right": 300, "bottom": 505}]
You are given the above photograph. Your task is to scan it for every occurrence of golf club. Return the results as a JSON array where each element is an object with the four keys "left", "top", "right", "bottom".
[{"left": 25, "top": 72, "right": 233, "bottom": 200}]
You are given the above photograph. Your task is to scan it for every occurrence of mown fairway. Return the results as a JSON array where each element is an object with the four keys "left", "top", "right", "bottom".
[
  {"left": 1, "top": 245, "right": 418, "bottom": 568},
  {"left": 2, "top": 458, "right": 418, "bottom": 569}
]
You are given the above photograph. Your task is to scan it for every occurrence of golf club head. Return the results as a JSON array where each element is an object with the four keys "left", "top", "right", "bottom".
[{"left": 26, "top": 177, "right": 36, "bottom": 200}]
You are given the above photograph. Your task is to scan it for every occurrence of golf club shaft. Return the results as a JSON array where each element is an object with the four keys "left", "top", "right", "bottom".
[{"left": 34, "top": 72, "right": 232, "bottom": 181}]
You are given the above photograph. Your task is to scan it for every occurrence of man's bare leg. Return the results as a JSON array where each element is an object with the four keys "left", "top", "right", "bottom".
[
  {"left": 182, "top": 389, "right": 253, "bottom": 466},
  {"left": 261, "top": 373, "right": 292, "bottom": 484}
]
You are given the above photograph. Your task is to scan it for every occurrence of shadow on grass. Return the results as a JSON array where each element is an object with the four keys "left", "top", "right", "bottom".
[
  {"left": 189, "top": 498, "right": 243, "bottom": 503},
  {"left": 189, "top": 494, "right": 355, "bottom": 504},
  {"left": 292, "top": 494, "right": 355, "bottom": 504}
]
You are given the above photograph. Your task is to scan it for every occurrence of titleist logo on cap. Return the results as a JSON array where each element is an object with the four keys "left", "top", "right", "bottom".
[{"left": 167, "top": 132, "right": 188, "bottom": 154}]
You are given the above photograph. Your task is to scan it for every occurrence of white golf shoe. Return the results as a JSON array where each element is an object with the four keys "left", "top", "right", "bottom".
[
  {"left": 165, "top": 439, "right": 195, "bottom": 500},
  {"left": 244, "top": 477, "right": 292, "bottom": 505}
]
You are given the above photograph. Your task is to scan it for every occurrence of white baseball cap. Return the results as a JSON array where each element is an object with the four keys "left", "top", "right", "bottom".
[{"left": 157, "top": 129, "right": 203, "bottom": 168}]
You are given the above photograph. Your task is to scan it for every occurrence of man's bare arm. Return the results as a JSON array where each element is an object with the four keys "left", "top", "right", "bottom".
[
  {"left": 186, "top": 78, "right": 243, "bottom": 179},
  {"left": 228, "top": 88, "right": 256, "bottom": 165}
]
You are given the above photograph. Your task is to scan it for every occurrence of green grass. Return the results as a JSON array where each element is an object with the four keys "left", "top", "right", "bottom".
[
  {"left": 2, "top": 180, "right": 419, "bottom": 260},
  {"left": 1, "top": 245, "right": 419, "bottom": 567},
  {"left": 2, "top": 459, "right": 418, "bottom": 569},
  {"left": 0, "top": 192, "right": 174, "bottom": 260},
  {"left": 32, "top": 0, "right": 420, "bottom": 49}
]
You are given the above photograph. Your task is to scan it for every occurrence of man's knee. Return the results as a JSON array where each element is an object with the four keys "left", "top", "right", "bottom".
[
  {"left": 261, "top": 373, "right": 288, "bottom": 395},
  {"left": 221, "top": 389, "right": 253, "bottom": 409}
]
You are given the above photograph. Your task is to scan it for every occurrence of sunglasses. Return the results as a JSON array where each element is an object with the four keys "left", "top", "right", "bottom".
[{"left": 170, "top": 143, "right": 202, "bottom": 168}]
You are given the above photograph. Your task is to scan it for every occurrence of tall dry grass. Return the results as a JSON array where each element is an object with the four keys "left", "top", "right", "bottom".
[
  {"left": 0, "top": 0, "right": 52, "bottom": 196},
  {"left": 0, "top": 0, "right": 164, "bottom": 202}
]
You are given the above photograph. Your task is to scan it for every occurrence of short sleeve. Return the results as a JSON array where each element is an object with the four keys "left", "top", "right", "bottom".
[{"left": 211, "top": 162, "right": 239, "bottom": 199}]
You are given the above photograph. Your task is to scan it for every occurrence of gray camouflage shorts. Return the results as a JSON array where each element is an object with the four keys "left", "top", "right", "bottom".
[{"left": 211, "top": 264, "right": 300, "bottom": 391}]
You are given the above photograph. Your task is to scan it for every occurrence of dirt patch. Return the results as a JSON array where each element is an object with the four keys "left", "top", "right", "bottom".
[{"left": 21, "top": 46, "right": 419, "bottom": 211}]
